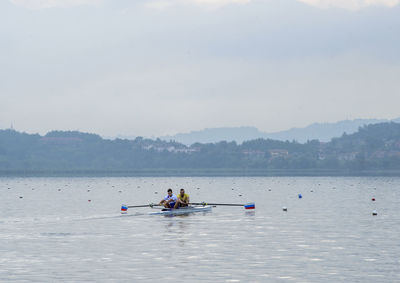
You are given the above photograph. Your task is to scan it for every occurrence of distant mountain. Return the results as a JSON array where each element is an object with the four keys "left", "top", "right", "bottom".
[
  {"left": 161, "top": 118, "right": 400, "bottom": 145},
  {"left": 161, "top": 126, "right": 264, "bottom": 146}
]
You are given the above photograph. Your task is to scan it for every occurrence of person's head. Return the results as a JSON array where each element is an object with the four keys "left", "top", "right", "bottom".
[
  {"left": 180, "top": 188, "right": 185, "bottom": 196},
  {"left": 167, "top": 188, "right": 172, "bottom": 196}
]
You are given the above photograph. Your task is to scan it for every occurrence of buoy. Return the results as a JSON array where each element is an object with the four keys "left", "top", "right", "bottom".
[
  {"left": 87, "top": 190, "right": 90, "bottom": 192},
  {"left": 88, "top": 200, "right": 91, "bottom": 202},
  {"left": 282, "top": 207, "right": 287, "bottom": 211},
  {"left": 154, "top": 192, "right": 158, "bottom": 194},
  {"left": 371, "top": 198, "right": 376, "bottom": 201},
  {"left": 118, "top": 191, "right": 122, "bottom": 193},
  {"left": 310, "top": 190, "right": 314, "bottom": 192},
  {"left": 19, "top": 196, "right": 23, "bottom": 199},
  {"left": 298, "top": 194, "right": 302, "bottom": 199},
  {"left": 238, "top": 194, "right": 242, "bottom": 197},
  {"left": 268, "top": 189, "right": 271, "bottom": 191},
  {"left": 372, "top": 210, "right": 377, "bottom": 216},
  {"left": 58, "top": 189, "right": 61, "bottom": 191}
]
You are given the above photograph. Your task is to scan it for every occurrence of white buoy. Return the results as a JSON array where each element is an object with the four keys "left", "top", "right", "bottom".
[
  {"left": 372, "top": 210, "right": 377, "bottom": 216},
  {"left": 282, "top": 206, "right": 287, "bottom": 211}
]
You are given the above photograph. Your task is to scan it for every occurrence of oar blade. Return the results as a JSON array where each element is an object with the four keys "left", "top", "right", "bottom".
[
  {"left": 244, "top": 202, "right": 255, "bottom": 210},
  {"left": 121, "top": 204, "right": 128, "bottom": 214}
]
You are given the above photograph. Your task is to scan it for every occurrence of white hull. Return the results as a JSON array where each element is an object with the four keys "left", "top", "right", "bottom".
[{"left": 149, "top": 205, "right": 212, "bottom": 216}]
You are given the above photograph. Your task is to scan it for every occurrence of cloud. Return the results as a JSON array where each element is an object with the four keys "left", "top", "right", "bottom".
[
  {"left": 145, "top": 0, "right": 400, "bottom": 10},
  {"left": 192, "top": 0, "right": 251, "bottom": 5},
  {"left": 297, "top": 0, "right": 400, "bottom": 10},
  {"left": 145, "top": 0, "right": 251, "bottom": 9},
  {"left": 9, "top": 0, "right": 102, "bottom": 9},
  {"left": 10, "top": 0, "right": 252, "bottom": 10},
  {"left": 9, "top": 0, "right": 400, "bottom": 10}
]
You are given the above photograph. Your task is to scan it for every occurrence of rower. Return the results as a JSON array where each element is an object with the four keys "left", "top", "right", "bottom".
[
  {"left": 174, "top": 188, "right": 190, "bottom": 209},
  {"left": 159, "top": 188, "right": 178, "bottom": 208}
]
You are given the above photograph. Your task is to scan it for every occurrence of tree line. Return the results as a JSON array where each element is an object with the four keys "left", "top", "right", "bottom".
[{"left": 1, "top": 122, "right": 400, "bottom": 174}]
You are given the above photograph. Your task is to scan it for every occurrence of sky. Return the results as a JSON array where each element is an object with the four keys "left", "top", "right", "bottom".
[{"left": 1, "top": 0, "right": 400, "bottom": 137}]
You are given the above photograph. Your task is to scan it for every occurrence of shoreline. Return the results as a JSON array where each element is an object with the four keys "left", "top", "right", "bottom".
[{"left": 2, "top": 169, "right": 400, "bottom": 177}]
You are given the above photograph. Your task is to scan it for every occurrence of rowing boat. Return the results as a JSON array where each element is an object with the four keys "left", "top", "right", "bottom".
[
  {"left": 121, "top": 202, "right": 254, "bottom": 215},
  {"left": 148, "top": 205, "right": 212, "bottom": 216}
]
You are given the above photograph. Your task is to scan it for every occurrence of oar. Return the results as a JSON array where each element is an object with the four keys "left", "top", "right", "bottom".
[
  {"left": 121, "top": 203, "right": 162, "bottom": 213},
  {"left": 127, "top": 204, "right": 162, "bottom": 208},
  {"left": 190, "top": 202, "right": 255, "bottom": 209}
]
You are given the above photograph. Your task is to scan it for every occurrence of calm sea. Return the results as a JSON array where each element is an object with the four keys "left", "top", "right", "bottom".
[{"left": 1, "top": 177, "right": 399, "bottom": 282}]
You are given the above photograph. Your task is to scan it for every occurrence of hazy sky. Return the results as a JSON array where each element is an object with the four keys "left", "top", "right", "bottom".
[{"left": 1, "top": 0, "right": 400, "bottom": 137}]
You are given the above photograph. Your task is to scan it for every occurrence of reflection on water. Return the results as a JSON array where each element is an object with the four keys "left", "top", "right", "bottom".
[
  {"left": 0, "top": 176, "right": 400, "bottom": 282},
  {"left": 164, "top": 218, "right": 190, "bottom": 230},
  {"left": 245, "top": 210, "right": 256, "bottom": 217}
]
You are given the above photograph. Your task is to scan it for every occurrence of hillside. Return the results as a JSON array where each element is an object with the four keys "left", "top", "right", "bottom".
[{"left": 1, "top": 122, "right": 400, "bottom": 175}]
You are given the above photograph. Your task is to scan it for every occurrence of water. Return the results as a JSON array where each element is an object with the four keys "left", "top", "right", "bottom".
[{"left": 1, "top": 177, "right": 399, "bottom": 282}]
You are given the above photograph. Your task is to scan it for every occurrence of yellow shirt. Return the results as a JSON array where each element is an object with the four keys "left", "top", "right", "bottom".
[{"left": 177, "top": 193, "right": 189, "bottom": 203}]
